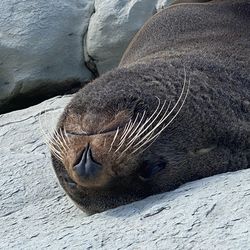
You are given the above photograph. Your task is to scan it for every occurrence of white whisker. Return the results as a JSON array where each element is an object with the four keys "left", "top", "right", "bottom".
[
  {"left": 38, "top": 104, "right": 70, "bottom": 163},
  {"left": 50, "top": 150, "right": 64, "bottom": 162},
  {"left": 122, "top": 111, "right": 147, "bottom": 149},
  {"left": 121, "top": 98, "right": 166, "bottom": 155},
  {"left": 39, "top": 112, "right": 60, "bottom": 153},
  {"left": 47, "top": 136, "right": 67, "bottom": 158},
  {"left": 135, "top": 71, "right": 188, "bottom": 149},
  {"left": 115, "top": 118, "right": 133, "bottom": 152},
  {"left": 109, "top": 127, "right": 120, "bottom": 152},
  {"left": 121, "top": 97, "right": 161, "bottom": 151},
  {"left": 126, "top": 112, "right": 140, "bottom": 136},
  {"left": 48, "top": 142, "right": 63, "bottom": 155},
  {"left": 40, "top": 126, "right": 65, "bottom": 162},
  {"left": 119, "top": 119, "right": 131, "bottom": 142},
  {"left": 131, "top": 99, "right": 167, "bottom": 147},
  {"left": 131, "top": 136, "right": 158, "bottom": 156},
  {"left": 132, "top": 101, "right": 171, "bottom": 149},
  {"left": 127, "top": 110, "right": 146, "bottom": 139},
  {"left": 118, "top": 111, "right": 147, "bottom": 155},
  {"left": 132, "top": 78, "right": 190, "bottom": 154},
  {"left": 63, "top": 126, "right": 70, "bottom": 145},
  {"left": 117, "top": 112, "right": 140, "bottom": 150},
  {"left": 133, "top": 97, "right": 161, "bottom": 137},
  {"left": 53, "top": 130, "right": 68, "bottom": 154},
  {"left": 59, "top": 128, "right": 70, "bottom": 151}
]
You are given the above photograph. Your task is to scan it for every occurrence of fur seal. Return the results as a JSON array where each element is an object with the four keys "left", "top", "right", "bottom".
[{"left": 48, "top": 0, "right": 249, "bottom": 214}]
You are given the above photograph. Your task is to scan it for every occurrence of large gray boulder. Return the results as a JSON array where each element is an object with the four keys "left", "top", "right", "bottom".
[
  {"left": 1, "top": 95, "right": 250, "bottom": 249},
  {"left": 0, "top": 0, "right": 177, "bottom": 112},
  {"left": 85, "top": 0, "right": 175, "bottom": 74},
  {"left": 0, "top": 0, "right": 94, "bottom": 110}
]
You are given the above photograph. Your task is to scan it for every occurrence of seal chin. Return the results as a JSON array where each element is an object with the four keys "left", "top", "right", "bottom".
[{"left": 72, "top": 171, "right": 112, "bottom": 189}]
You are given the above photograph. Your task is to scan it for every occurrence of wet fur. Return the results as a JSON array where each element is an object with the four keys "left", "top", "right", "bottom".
[{"left": 51, "top": 0, "right": 250, "bottom": 214}]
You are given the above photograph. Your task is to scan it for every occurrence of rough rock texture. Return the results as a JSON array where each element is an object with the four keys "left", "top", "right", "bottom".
[
  {"left": 85, "top": 0, "right": 175, "bottom": 74},
  {"left": 0, "top": 0, "right": 94, "bottom": 109},
  {"left": 0, "top": 0, "right": 177, "bottom": 112},
  {"left": 1, "top": 95, "right": 250, "bottom": 249}
]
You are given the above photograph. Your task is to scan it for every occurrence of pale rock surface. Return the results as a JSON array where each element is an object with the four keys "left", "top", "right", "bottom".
[
  {"left": 0, "top": 0, "right": 94, "bottom": 107},
  {"left": 156, "top": 0, "right": 176, "bottom": 10},
  {"left": 0, "top": 0, "right": 177, "bottom": 111},
  {"left": 1, "top": 95, "right": 250, "bottom": 249},
  {"left": 85, "top": 0, "right": 175, "bottom": 74}
]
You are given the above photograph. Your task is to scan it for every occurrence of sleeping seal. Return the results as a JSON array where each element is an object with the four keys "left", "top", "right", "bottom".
[{"left": 48, "top": 0, "right": 249, "bottom": 213}]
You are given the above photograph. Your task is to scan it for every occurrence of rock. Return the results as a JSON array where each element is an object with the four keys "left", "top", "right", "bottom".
[
  {"left": 1, "top": 95, "right": 250, "bottom": 249},
  {"left": 156, "top": 0, "right": 176, "bottom": 10},
  {"left": 85, "top": 0, "right": 175, "bottom": 74},
  {"left": 0, "top": 0, "right": 94, "bottom": 112},
  {"left": 0, "top": 0, "right": 177, "bottom": 113}
]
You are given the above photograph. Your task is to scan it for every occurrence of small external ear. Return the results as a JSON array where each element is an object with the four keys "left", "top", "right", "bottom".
[{"left": 139, "top": 161, "right": 166, "bottom": 180}]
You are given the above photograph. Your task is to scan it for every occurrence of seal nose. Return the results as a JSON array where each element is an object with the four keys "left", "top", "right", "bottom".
[{"left": 74, "top": 144, "right": 102, "bottom": 178}]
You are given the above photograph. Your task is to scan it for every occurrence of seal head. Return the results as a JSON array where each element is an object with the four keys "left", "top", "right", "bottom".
[{"left": 49, "top": 0, "right": 250, "bottom": 213}]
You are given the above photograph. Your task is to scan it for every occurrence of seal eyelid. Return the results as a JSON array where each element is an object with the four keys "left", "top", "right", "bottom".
[
  {"left": 65, "top": 125, "right": 126, "bottom": 137},
  {"left": 65, "top": 130, "right": 88, "bottom": 136}
]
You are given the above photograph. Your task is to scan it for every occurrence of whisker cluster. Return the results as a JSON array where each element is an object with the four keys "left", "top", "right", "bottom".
[
  {"left": 115, "top": 73, "right": 190, "bottom": 157},
  {"left": 39, "top": 72, "right": 190, "bottom": 163},
  {"left": 39, "top": 109, "right": 70, "bottom": 163}
]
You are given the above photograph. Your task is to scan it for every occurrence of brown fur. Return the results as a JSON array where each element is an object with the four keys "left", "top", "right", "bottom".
[{"left": 51, "top": 0, "right": 250, "bottom": 214}]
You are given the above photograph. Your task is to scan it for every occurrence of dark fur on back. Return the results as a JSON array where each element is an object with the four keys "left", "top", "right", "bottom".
[{"left": 52, "top": 0, "right": 250, "bottom": 213}]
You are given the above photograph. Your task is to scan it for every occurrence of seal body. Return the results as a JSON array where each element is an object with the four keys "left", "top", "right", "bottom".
[{"left": 51, "top": 0, "right": 250, "bottom": 214}]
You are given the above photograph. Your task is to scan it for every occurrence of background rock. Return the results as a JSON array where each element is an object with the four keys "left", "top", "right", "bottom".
[
  {"left": 85, "top": 0, "right": 175, "bottom": 74},
  {"left": 0, "top": 0, "right": 177, "bottom": 113},
  {"left": 1, "top": 95, "right": 250, "bottom": 249},
  {"left": 0, "top": 0, "right": 94, "bottom": 112}
]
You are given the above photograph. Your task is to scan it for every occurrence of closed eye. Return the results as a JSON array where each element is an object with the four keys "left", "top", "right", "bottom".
[
  {"left": 65, "top": 124, "right": 127, "bottom": 137},
  {"left": 65, "top": 130, "right": 88, "bottom": 136},
  {"left": 64, "top": 109, "right": 135, "bottom": 138}
]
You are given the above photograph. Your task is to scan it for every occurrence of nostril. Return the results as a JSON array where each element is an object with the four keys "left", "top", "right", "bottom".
[
  {"left": 74, "top": 144, "right": 102, "bottom": 178},
  {"left": 74, "top": 143, "right": 89, "bottom": 166}
]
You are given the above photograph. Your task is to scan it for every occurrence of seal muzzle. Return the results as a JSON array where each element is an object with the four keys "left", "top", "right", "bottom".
[{"left": 74, "top": 143, "right": 102, "bottom": 179}]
